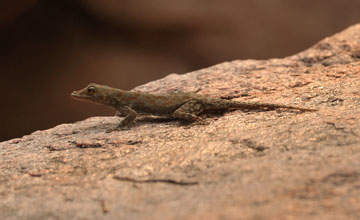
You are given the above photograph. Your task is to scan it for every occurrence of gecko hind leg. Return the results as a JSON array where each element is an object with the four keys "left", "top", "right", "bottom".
[{"left": 172, "top": 100, "right": 206, "bottom": 124}]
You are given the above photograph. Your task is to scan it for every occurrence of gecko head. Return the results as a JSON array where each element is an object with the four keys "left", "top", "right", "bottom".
[{"left": 71, "top": 83, "right": 113, "bottom": 105}]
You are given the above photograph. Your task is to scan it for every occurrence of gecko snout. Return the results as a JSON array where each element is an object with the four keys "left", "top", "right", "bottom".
[{"left": 70, "top": 91, "right": 83, "bottom": 98}]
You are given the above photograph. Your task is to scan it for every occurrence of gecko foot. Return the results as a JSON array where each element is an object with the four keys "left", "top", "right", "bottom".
[
  {"left": 105, "top": 128, "right": 118, "bottom": 133},
  {"left": 193, "top": 118, "right": 209, "bottom": 125},
  {"left": 105, "top": 125, "right": 130, "bottom": 133},
  {"left": 117, "top": 124, "right": 131, "bottom": 130},
  {"left": 182, "top": 117, "right": 209, "bottom": 127}
]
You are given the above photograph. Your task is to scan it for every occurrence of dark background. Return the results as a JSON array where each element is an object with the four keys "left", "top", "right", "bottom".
[{"left": 1, "top": 0, "right": 360, "bottom": 141}]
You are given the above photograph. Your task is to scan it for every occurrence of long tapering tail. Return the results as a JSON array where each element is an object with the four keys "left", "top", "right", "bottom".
[{"left": 206, "top": 99, "right": 317, "bottom": 112}]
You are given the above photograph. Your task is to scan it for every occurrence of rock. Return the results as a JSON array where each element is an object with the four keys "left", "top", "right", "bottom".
[{"left": 1, "top": 24, "right": 360, "bottom": 220}]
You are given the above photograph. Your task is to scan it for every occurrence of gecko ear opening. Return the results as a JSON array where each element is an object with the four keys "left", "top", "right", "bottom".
[{"left": 87, "top": 86, "right": 96, "bottom": 95}]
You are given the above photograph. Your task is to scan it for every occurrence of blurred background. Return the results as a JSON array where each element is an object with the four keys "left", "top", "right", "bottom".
[{"left": 1, "top": 0, "right": 360, "bottom": 141}]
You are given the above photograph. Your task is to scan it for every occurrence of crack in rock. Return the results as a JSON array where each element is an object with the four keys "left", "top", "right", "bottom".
[{"left": 113, "top": 176, "right": 199, "bottom": 186}]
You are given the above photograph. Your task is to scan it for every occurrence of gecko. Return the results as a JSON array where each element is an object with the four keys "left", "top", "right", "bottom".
[{"left": 71, "top": 83, "right": 317, "bottom": 129}]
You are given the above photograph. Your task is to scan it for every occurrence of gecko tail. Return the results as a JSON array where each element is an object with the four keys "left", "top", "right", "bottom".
[{"left": 222, "top": 100, "right": 318, "bottom": 112}]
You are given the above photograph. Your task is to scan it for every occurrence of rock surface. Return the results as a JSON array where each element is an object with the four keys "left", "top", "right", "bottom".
[{"left": 1, "top": 24, "right": 360, "bottom": 220}]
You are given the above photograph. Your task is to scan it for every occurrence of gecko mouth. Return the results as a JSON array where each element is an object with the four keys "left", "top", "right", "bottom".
[
  {"left": 70, "top": 91, "right": 104, "bottom": 106},
  {"left": 71, "top": 91, "right": 90, "bottom": 100},
  {"left": 71, "top": 91, "right": 81, "bottom": 97}
]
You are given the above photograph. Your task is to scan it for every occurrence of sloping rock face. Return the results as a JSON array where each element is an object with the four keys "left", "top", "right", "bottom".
[{"left": 1, "top": 24, "right": 360, "bottom": 220}]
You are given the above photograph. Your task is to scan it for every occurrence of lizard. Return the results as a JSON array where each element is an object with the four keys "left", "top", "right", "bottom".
[{"left": 71, "top": 83, "right": 317, "bottom": 129}]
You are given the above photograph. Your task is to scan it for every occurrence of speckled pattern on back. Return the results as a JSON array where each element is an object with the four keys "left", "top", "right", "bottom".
[{"left": 71, "top": 83, "right": 317, "bottom": 129}]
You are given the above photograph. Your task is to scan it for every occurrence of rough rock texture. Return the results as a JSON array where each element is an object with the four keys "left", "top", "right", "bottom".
[{"left": 1, "top": 24, "right": 360, "bottom": 220}]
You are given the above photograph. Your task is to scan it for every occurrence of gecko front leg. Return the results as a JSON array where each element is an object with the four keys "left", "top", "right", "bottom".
[{"left": 116, "top": 106, "right": 137, "bottom": 130}]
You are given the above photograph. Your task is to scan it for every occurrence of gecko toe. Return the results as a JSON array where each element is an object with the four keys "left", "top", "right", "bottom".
[
  {"left": 117, "top": 123, "right": 131, "bottom": 130},
  {"left": 191, "top": 118, "right": 209, "bottom": 126}
]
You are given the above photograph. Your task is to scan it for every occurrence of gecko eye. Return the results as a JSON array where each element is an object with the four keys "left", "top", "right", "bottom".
[{"left": 87, "top": 86, "right": 96, "bottom": 95}]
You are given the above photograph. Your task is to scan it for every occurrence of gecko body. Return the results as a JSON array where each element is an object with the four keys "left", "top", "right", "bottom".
[{"left": 71, "top": 83, "right": 316, "bottom": 129}]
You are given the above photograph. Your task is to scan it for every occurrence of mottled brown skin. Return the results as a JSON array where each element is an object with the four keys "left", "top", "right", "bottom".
[{"left": 71, "top": 83, "right": 317, "bottom": 129}]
